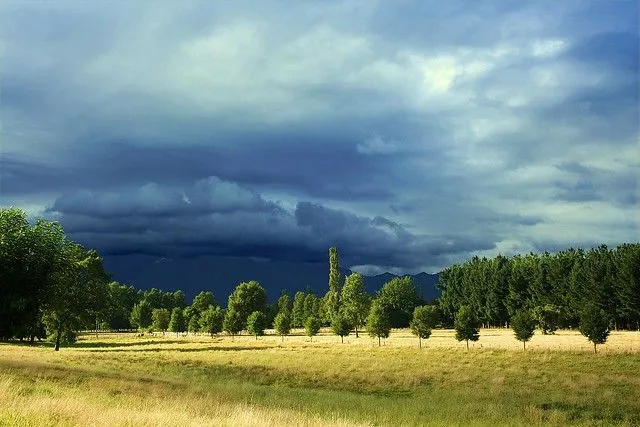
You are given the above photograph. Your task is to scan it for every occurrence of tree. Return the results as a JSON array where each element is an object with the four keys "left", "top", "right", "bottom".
[
  {"left": 410, "top": 306, "right": 438, "bottom": 348},
  {"left": 292, "top": 291, "right": 307, "bottom": 328},
  {"left": 188, "top": 315, "right": 200, "bottom": 334},
  {"left": 247, "top": 311, "right": 267, "bottom": 339},
  {"left": 341, "top": 272, "right": 369, "bottom": 337},
  {"left": 454, "top": 306, "right": 480, "bottom": 350},
  {"left": 227, "top": 281, "right": 267, "bottom": 328},
  {"left": 151, "top": 308, "right": 170, "bottom": 335},
  {"left": 325, "top": 247, "right": 342, "bottom": 320},
  {"left": 274, "top": 312, "right": 291, "bottom": 341},
  {"left": 579, "top": 304, "right": 610, "bottom": 354},
  {"left": 130, "top": 300, "right": 153, "bottom": 330},
  {"left": 223, "top": 308, "right": 244, "bottom": 339},
  {"left": 168, "top": 308, "right": 185, "bottom": 335},
  {"left": 532, "top": 304, "right": 561, "bottom": 335},
  {"left": 377, "top": 276, "right": 419, "bottom": 328},
  {"left": 277, "top": 292, "right": 292, "bottom": 317},
  {"left": 305, "top": 316, "right": 321, "bottom": 342},
  {"left": 192, "top": 291, "right": 216, "bottom": 313},
  {"left": 366, "top": 301, "right": 390, "bottom": 346},
  {"left": 199, "top": 305, "right": 225, "bottom": 337},
  {"left": 511, "top": 310, "right": 536, "bottom": 350},
  {"left": 331, "top": 314, "right": 351, "bottom": 343}
]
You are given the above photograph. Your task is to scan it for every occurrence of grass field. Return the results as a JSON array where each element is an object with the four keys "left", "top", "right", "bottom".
[{"left": 2, "top": 328, "right": 640, "bottom": 426}]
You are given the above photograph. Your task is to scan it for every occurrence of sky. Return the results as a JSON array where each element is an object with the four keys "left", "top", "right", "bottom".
[{"left": 1, "top": 0, "right": 639, "bottom": 277}]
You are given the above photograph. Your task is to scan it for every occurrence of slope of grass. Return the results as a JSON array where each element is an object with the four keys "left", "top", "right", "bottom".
[{"left": 1, "top": 329, "right": 639, "bottom": 426}]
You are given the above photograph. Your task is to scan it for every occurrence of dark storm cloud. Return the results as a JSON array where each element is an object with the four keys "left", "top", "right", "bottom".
[{"left": 2, "top": 0, "right": 638, "bottom": 273}]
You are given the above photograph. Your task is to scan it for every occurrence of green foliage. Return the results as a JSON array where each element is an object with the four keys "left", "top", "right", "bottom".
[
  {"left": 532, "top": 304, "right": 561, "bottom": 335},
  {"left": 187, "top": 315, "right": 200, "bottom": 334},
  {"left": 454, "top": 306, "right": 480, "bottom": 349},
  {"left": 325, "top": 247, "right": 342, "bottom": 320},
  {"left": 247, "top": 311, "right": 267, "bottom": 338},
  {"left": 579, "top": 304, "right": 610, "bottom": 353},
  {"left": 277, "top": 292, "right": 292, "bottom": 317},
  {"left": 377, "top": 276, "right": 419, "bottom": 328},
  {"left": 292, "top": 291, "right": 307, "bottom": 328},
  {"left": 331, "top": 314, "right": 351, "bottom": 343},
  {"left": 192, "top": 291, "right": 216, "bottom": 313},
  {"left": 274, "top": 312, "right": 291, "bottom": 339},
  {"left": 199, "top": 305, "right": 224, "bottom": 336},
  {"left": 511, "top": 310, "right": 536, "bottom": 350},
  {"left": 341, "top": 272, "right": 370, "bottom": 337},
  {"left": 223, "top": 308, "right": 244, "bottom": 337},
  {"left": 366, "top": 301, "right": 390, "bottom": 346},
  {"left": 168, "top": 308, "right": 185, "bottom": 334},
  {"left": 304, "top": 316, "right": 321, "bottom": 341},
  {"left": 227, "top": 281, "right": 267, "bottom": 328},
  {"left": 151, "top": 308, "right": 170, "bottom": 334},
  {"left": 130, "top": 300, "right": 153, "bottom": 329},
  {"left": 410, "top": 305, "right": 437, "bottom": 347}
]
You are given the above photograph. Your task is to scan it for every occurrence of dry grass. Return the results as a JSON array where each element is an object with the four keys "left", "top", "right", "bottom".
[{"left": 1, "top": 328, "right": 639, "bottom": 426}]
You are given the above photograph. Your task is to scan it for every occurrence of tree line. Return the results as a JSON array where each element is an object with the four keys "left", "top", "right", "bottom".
[{"left": 2, "top": 207, "right": 637, "bottom": 353}]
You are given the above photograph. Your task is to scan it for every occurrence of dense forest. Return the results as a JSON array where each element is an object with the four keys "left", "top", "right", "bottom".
[{"left": 2, "top": 207, "right": 639, "bottom": 351}]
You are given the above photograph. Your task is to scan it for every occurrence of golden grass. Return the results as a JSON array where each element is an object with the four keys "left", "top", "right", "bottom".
[{"left": 1, "top": 328, "right": 639, "bottom": 426}]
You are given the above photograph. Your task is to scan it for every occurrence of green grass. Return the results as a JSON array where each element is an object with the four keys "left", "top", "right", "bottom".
[{"left": 1, "top": 330, "right": 639, "bottom": 426}]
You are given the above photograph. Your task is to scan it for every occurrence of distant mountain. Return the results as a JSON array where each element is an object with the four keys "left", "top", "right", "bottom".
[{"left": 102, "top": 254, "right": 441, "bottom": 304}]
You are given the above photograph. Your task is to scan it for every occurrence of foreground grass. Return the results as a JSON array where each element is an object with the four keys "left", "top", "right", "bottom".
[{"left": 1, "top": 330, "right": 639, "bottom": 426}]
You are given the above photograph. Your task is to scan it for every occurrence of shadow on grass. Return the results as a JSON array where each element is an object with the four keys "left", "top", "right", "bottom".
[
  {"left": 71, "top": 339, "right": 187, "bottom": 349},
  {"left": 83, "top": 345, "right": 279, "bottom": 353}
]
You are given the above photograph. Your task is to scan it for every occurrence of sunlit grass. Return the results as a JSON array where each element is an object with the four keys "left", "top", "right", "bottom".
[{"left": 1, "top": 329, "right": 639, "bottom": 426}]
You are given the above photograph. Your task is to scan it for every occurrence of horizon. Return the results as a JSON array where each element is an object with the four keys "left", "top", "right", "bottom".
[{"left": 1, "top": 1, "right": 638, "bottom": 288}]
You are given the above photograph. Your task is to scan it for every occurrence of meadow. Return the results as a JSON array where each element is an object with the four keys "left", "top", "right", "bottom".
[{"left": 1, "top": 328, "right": 640, "bottom": 426}]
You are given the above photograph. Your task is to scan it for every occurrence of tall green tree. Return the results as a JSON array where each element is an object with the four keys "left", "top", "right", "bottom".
[
  {"left": 227, "top": 281, "right": 267, "bottom": 329},
  {"left": 247, "top": 311, "right": 267, "bottom": 339},
  {"left": 151, "top": 308, "right": 170, "bottom": 335},
  {"left": 325, "top": 247, "right": 342, "bottom": 320},
  {"left": 454, "top": 306, "right": 480, "bottom": 350},
  {"left": 377, "top": 276, "right": 419, "bottom": 328},
  {"left": 168, "top": 308, "right": 185, "bottom": 335},
  {"left": 366, "top": 301, "right": 390, "bottom": 347},
  {"left": 511, "top": 310, "right": 536, "bottom": 350},
  {"left": 130, "top": 300, "right": 153, "bottom": 330},
  {"left": 274, "top": 312, "right": 291, "bottom": 341},
  {"left": 410, "top": 305, "right": 438, "bottom": 348},
  {"left": 199, "top": 305, "right": 225, "bottom": 337},
  {"left": 223, "top": 307, "right": 244, "bottom": 339},
  {"left": 192, "top": 291, "right": 216, "bottom": 313},
  {"left": 305, "top": 316, "right": 321, "bottom": 342},
  {"left": 292, "top": 291, "right": 307, "bottom": 328},
  {"left": 579, "top": 304, "right": 610, "bottom": 354},
  {"left": 331, "top": 314, "right": 351, "bottom": 343},
  {"left": 341, "top": 272, "right": 370, "bottom": 337}
]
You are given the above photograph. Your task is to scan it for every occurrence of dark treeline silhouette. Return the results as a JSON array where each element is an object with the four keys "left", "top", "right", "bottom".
[{"left": 436, "top": 245, "right": 640, "bottom": 330}]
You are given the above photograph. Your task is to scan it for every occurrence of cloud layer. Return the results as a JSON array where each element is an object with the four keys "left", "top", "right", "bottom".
[{"left": 1, "top": 0, "right": 638, "bottom": 274}]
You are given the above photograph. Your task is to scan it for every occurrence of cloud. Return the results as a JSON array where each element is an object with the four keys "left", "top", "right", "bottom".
[{"left": 1, "top": 0, "right": 638, "bottom": 275}]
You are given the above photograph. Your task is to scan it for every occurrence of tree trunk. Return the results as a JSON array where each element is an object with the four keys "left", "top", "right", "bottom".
[
  {"left": 466, "top": 340, "right": 469, "bottom": 350},
  {"left": 355, "top": 326, "right": 359, "bottom": 338},
  {"left": 341, "top": 336, "right": 344, "bottom": 344},
  {"left": 419, "top": 337, "right": 422, "bottom": 349},
  {"left": 594, "top": 342, "right": 597, "bottom": 354},
  {"left": 378, "top": 336, "right": 381, "bottom": 347},
  {"left": 54, "top": 324, "right": 62, "bottom": 351},
  {"left": 523, "top": 341, "right": 526, "bottom": 351}
]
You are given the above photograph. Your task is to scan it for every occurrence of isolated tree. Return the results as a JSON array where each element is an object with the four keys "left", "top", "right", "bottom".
[
  {"left": 532, "top": 304, "right": 560, "bottom": 335},
  {"left": 366, "top": 301, "right": 391, "bottom": 346},
  {"left": 579, "top": 304, "right": 610, "bottom": 354},
  {"left": 410, "top": 305, "right": 438, "bottom": 348},
  {"left": 341, "top": 272, "right": 370, "bottom": 337},
  {"left": 199, "top": 305, "right": 225, "bottom": 337},
  {"left": 305, "top": 316, "right": 321, "bottom": 342},
  {"left": 331, "top": 314, "right": 351, "bottom": 343},
  {"left": 511, "top": 310, "right": 536, "bottom": 350},
  {"left": 377, "top": 276, "right": 419, "bottom": 328},
  {"left": 292, "top": 291, "right": 307, "bottom": 328},
  {"left": 151, "top": 308, "right": 170, "bottom": 335},
  {"left": 223, "top": 307, "right": 244, "bottom": 340},
  {"left": 454, "top": 306, "right": 480, "bottom": 349},
  {"left": 274, "top": 312, "right": 291, "bottom": 341},
  {"left": 168, "top": 308, "right": 185, "bottom": 335},
  {"left": 130, "top": 300, "right": 153, "bottom": 330},
  {"left": 227, "top": 281, "right": 267, "bottom": 328},
  {"left": 325, "top": 247, "right": 342, "bottom": 320},
  {"left": 247, "top": 311, "right": 267, "bottom": 340}
]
